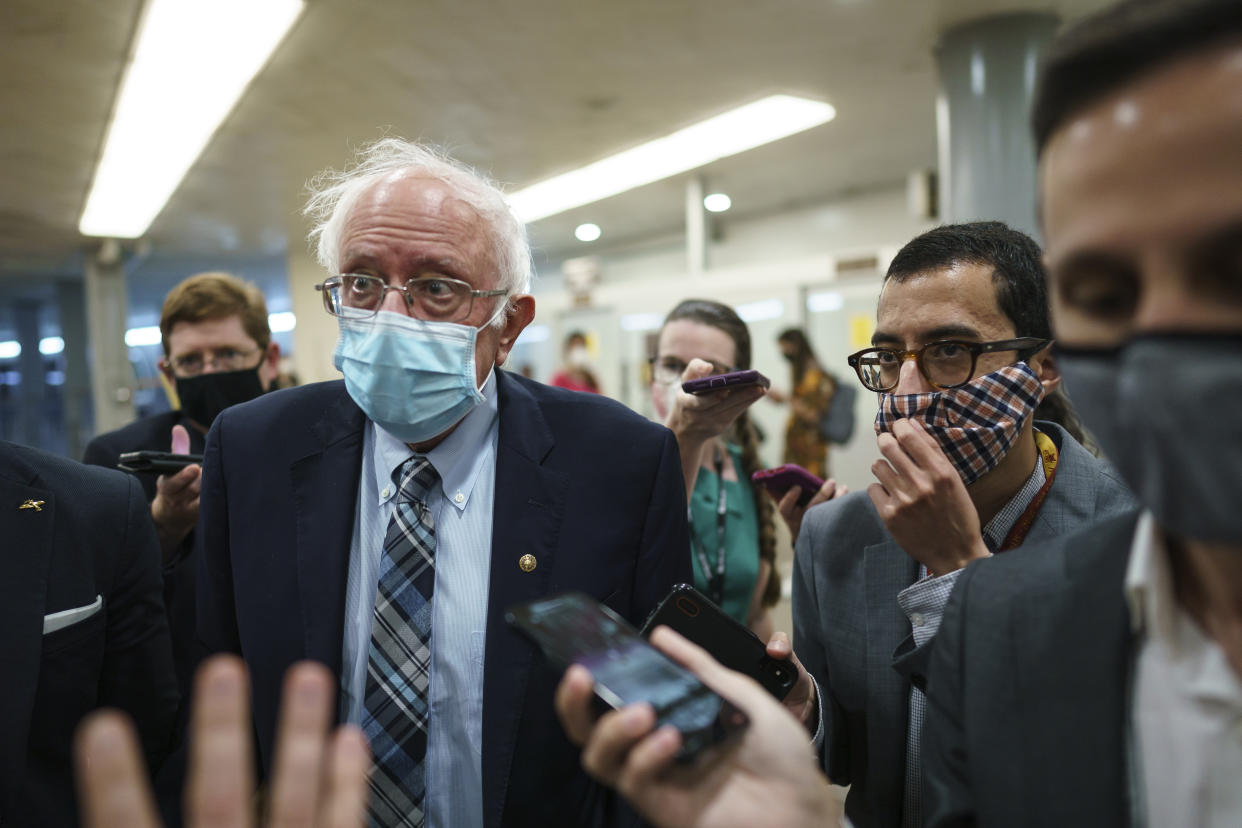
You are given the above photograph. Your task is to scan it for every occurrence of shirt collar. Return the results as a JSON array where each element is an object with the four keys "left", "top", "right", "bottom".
[{"left": 372, "top": 368, "right": 500, "bottom": 512}]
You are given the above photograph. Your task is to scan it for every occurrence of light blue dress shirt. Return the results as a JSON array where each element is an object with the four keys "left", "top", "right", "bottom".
[{"left": 342, "top": 371, "right": 498, "bottom": 828}]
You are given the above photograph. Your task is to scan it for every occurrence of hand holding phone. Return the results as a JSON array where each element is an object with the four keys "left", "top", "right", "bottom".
[
  {"left": 506, "top": 592, "right": 748, "bottom": 762},
  {"left": 640, "top": 585, "right": 798, "bottom": 700},
  {"left": 117, "top": 450, "right": 204, "bottom": 475},
  {"left": 681, "top": 369, "right": 771, "bottom": 396},
  {"left": 751, "top": 464, "right": 825, "bottom": 507}
]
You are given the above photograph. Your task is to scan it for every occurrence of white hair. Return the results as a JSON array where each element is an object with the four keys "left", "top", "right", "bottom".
[{"left": 303, "top": 138, "right": 532, "bottom": 327}]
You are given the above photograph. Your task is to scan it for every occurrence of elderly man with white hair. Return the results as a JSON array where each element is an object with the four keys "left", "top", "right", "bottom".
[{"left": 194, "top": 139, "right": 692, "bottom": 828}]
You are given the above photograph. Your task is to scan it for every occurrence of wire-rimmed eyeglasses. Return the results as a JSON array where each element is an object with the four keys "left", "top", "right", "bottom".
[
  {"left": 314, "top": 274, "right": 506, "bottom": 323},
  {"left": 846, "top": 337, "right": 1050, "bottom": 392}
]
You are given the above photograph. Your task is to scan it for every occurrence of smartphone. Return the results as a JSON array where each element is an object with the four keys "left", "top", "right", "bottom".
[
  {"left": 681, "top": 369, "right": 771, "bottom": 395},
  {"left": 751, "top": 464, "right": 824, "bottom": 507},
  {"left": 505, "top": 592, "right": 748, "bottom": 762},
  {"left": 640, "top": 584, "right": 797, "bottom": 701},
  {"left": 117, "top": 451, "right": 203, "bottom": 475}
]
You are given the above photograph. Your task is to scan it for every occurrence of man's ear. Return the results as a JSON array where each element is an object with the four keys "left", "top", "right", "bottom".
[
  {"left": 259, "top": 341, "right": 281, "bottom": 389},
  {"left": 494, "top": 295, "right": 536, "bottom": 367},
  {"left": 1030, "top": 344, "right": 1062, "bottom": 396},
  {"left": 158, "top": 357, "right": 173, "bottom": 382}
]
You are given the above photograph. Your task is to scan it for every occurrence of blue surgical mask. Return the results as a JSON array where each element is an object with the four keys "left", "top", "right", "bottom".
[{"left": 333, "top": 308, "right": 493, "bottom": 443}]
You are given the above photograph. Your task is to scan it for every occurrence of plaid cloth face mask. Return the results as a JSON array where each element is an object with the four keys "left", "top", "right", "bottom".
[{"left": 874, "top": 361, "right": 1045, "bottom": 485}]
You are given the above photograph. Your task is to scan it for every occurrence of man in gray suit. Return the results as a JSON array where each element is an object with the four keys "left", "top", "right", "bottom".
[{"left": 790, "top": 222, "right": 1135, "bottom": 828}]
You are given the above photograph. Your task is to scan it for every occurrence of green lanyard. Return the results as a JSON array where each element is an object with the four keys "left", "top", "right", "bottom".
[{"left": 690, "top": 450, "right": 728, "bottom": 605}]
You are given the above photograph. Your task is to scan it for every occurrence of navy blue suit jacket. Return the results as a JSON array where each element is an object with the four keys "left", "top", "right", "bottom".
[
  {"left": 197, "top": 370, "right": 692, "bottom": 827},
  {"left": 0, "top": 441, "right": 178, "bottom": 827}
]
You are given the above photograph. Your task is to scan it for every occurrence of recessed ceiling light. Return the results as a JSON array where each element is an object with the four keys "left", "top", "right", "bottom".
[
  {"left": 575, "top": 223, "right": 602, "bottom": 242},
  {"left": 703, "top": 193, "right": 732, "bottom": 213},
  {"left": 79, "top": 0, "right": 305, "bottom": 238},
  {"left": 509, "top": 95, "right": 836, "bottom": 223}
]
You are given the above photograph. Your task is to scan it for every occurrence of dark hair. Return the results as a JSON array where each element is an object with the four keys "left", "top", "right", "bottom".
[
  {"left": 1032, "top": 0, "right": 1242, "bottom": 155},
  {"left": 160, "top": 272, "right": 271, "bottom": 357},
  {"left": 777, "top": 328, "right": 821, "bottom": 386},
  {"left": 564, "top": 330, "right": 587, "bottom": 350},
  {"left": 885, "top": 221, "right": 1051, "bottom": 343},
  {"left": 662, "top": 300, "right": 780, "bottom": 609}
]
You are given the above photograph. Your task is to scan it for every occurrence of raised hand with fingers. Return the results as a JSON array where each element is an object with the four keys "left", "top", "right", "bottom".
[
  {"left": 554, "top": 627, "right": 842, "bottom": 828},
  {"left": 777, "top": 478, "right": 848, "bottom": 545},
  {"left": 76, "top": 656, "right": 370, "bottom": 828},
  {"left": 868, "top": 418, "right": 990, "bottom": 576},
  {"left": 151, "top": 424, "right": 202, "bottom": 560}
]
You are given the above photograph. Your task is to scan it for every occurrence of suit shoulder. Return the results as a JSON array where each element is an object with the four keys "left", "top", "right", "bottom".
[
  {"left": 3, "top": 440, "right": 137, "bottom": 507},
  {"left": 801, "top": 489, "right": 886, "bottom": 541},
  {"left": 84, "top": 410, "right": 181, "bottom": 462}
]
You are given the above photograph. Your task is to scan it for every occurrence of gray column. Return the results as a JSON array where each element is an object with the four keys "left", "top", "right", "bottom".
[
  {"left": 935, "top": 12, "right": 1059, "bottom": 239},
  {"left": 685, "top": 176, "right": 707, "bottom": 276},
  {"left": 14, "top": 299, "right": 42, "bottom": 447},
  {"left": 84, "top": 246, "right": 136, "bottom": 433},
  {"left": 56, "top": 279, "right": 92, "bottom": 458}
]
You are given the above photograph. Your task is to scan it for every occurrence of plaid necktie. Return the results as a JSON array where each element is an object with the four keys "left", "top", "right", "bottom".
[{"left": 363, "top": 455, "right": 440, "bottom": 828}]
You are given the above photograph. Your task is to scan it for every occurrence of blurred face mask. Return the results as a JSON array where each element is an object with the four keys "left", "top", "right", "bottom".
[
  {"left": 175, "top": 366, "right": 266, "bottom": 428},
  {"left": 333, "top": 308, "right": 497, "bottom": 444},
  {"left": 567, "top": 344, "right": 591, "bottom": 368},
  {"left": 874, "top": 361, "right": 1044, "bottom": 485},
  {"left": 1057, "top": 334, "right": 1242, "bottom": 544}
]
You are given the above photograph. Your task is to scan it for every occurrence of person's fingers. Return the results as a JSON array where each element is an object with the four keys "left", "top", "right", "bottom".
[
  {"left": 555, "top": 665, "right": 599, "bottom": 746},
  {"left": 867, "top": 481, "right": 893, "bottom": 516},
  {"left": 647, "top": 627, "right": 771, "bottom": 712},
  {"left": 894, "top": 418, "right": 948, "bottom": 471},
  {"left": 680, "top": 359, "right": 716, "bottom": 381},
  {"left": 876, "top": 429, "right": 922, "bottom": 482},
  {"left": 870, "top": 456, "right": 902, "bottom": 496},
  {"left": 612, "top": 725, "right": 683, "bottom": 802},
  {"left": 187, "top": 655, "right": 254, "bottom": 828},
  {"left": 157, "top": 464, "right": 201, "bottom": 497},
  {"left": 268, "top": 662, "right": 335, "bottom": 828},
  {"left": 766, "top": 631, "right": 792, "bottom": 659},
  {"left": 171, "top": 424, "right": 191, "bottom": 455},
  {"left": 776, "top": 487, "right": 801, "bottom": 519},
  {"left": 317, "top": 727, "right": 371, "bottom": 828},
  {"left": 805, "top": 479, "right": 838, "bottom": 509},
  {"left": 579, "top": 704, "right": 657, "bottom": 784},
  {"left": 75, "top": 712, "right": 160, "bottom": 828},
  {"left": 836, "top": 484, "right": 849, "bottom": 498}
]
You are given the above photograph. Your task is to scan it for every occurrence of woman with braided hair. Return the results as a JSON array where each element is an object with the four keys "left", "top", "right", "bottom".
[{"left": 648, "top": 299, "right": 783, "bottom": 638}]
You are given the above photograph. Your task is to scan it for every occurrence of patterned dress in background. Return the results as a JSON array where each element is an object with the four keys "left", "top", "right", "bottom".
[{"left": 782, "top": 365, "right": 836, "bottom": 479}]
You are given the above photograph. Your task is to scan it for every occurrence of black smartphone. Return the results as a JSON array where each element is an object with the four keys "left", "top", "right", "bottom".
[
  {"left": 640, "top": 584, "right": 798, "bottom": 701},
  {"left": 505, "top": 592, "right": 748, "bottom": 762},
  {"left": 681, "top": 369, "right": 771, "bottom": 395},
  {"left": 117, "top": 450, "right": 203, "bottom": 475}
]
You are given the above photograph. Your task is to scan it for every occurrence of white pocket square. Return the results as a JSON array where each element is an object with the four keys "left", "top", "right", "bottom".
[{"left": 43, "top": 594, "right": 103, "bottom": 634}]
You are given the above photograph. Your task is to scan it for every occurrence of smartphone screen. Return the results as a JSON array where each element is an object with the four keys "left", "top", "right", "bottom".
[{"left": 506, "top": 592, "right": 747, "bottom": 760}]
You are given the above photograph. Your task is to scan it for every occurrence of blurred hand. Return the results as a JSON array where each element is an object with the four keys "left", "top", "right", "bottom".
[
  {"left": 764, "top": 632, "right": 817, "bottom": 730},
  {"left": 777, "top": 478, "right": 848, "bottom": 544},
  {"left": 555, "top": 627, "right": 841, "bottom": 828},
  {"left": 664, "top": 360, "right": 766, "bottom": 446},
  {"left": 75, "top": 656, "right": 370, "bottom": 828},
  {"left": 151, "top": 425, "right": 201, "bottom": 560},
  {"left": 868, "top": 418, "right": 990, "bottom": 576}
]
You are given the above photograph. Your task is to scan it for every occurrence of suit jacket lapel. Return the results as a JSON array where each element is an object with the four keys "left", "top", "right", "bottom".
[
  {"left": 290, "top": 389, "right": 366, "bottom": 676},
  {"left": 482, "top": 372, "right": 570, "bottom": 828},
  {"left": 0, "top": 466, "right": 54, "bottom": 809},
  {"left": 863, "top": 537, "right": 919, "bottom": 825}
]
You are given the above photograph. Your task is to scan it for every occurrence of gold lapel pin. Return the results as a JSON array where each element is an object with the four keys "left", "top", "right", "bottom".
[
  {"left": 19, "top": 499, "right": 45, "bottom": 512},
  {"left": 518, "top": 554, "right": 537, "bottom": 573}
]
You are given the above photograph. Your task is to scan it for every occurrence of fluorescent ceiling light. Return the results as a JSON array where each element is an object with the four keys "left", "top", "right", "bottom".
[
  {"left": 620, "top": 312, "right": 666, "bottom": 332},
  {"left": 268, "top": 311, "right": 297, "bottom": 333},
  {"left": 79, "top": 0, "right": 305, "bottom": 238},
  {"left": 0, "top": 341, "right": 20, "bottom": 359},
  {"left": 508, "top": 95, "right": 836, "bottom": 223},
  {"left": 703, "top": 193, "right": 732, "bottom": 213},
  {"left": 807, "top": 290, "right": 844, "bottom": 313},
  {"left": 575, "top": 223, "right": 602, "bottom": 242},
  {"left": 125, "top": 326, "right": 163, "bottom": 347},
  {"left": 39, "top": 337, "right": 65, "bottom": 355},
  {"left": 736, "top": 299, "right": 785, "bottom": 323}
]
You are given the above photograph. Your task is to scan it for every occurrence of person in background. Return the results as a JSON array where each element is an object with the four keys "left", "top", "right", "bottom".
[
  {"left": 1, "top": 439, "right": 177, "bottom": 826},
  {"left": 83, "top": 272, "right": 279, "bottom": 692},
  {"left": 549, "top": 330, "right": 601, "bottom": 393},
  {"left": 772, "top": 328, "right": 836, "bottom": 480}
]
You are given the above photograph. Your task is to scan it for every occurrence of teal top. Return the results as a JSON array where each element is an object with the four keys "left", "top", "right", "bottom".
[{"left": 688, "top": 442, "right": 761, "bottom": 626}]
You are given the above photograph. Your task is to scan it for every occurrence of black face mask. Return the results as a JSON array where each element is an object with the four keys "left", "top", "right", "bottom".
[{"left": 175, "top": 366, "right": 266, "bottom": 428}]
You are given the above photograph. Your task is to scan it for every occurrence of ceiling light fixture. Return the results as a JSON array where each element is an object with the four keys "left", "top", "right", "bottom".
[
  {"left": 508, "top": 95, "right": 835, "bottom": 224},
  {"left": 575, "top": 223, "right": 602, "bottom": 242},
  {"left": 703, "top": 193, "right": 732, "bottom": 213},
  {"left": 79, "top": 0, "right": 305, "bottom": 238}
]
